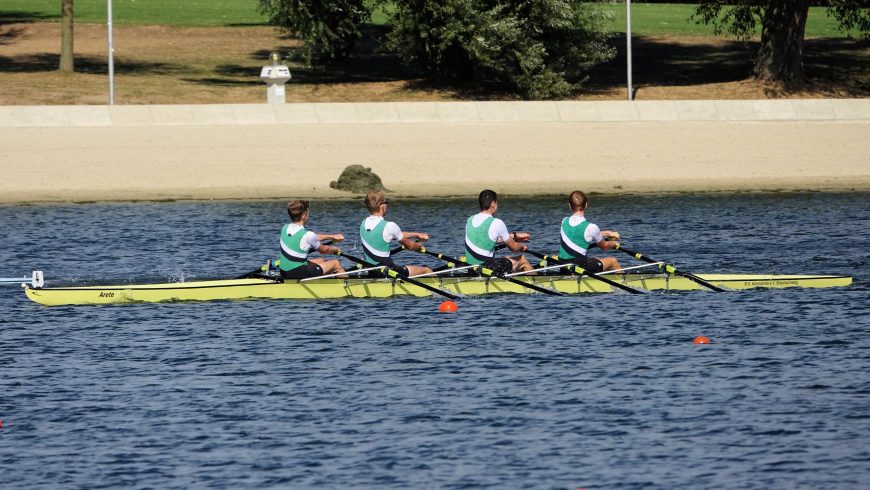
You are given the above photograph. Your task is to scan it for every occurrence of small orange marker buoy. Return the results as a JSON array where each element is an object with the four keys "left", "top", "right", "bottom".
[
  {"left": 439, "top": 300, "right": 458, "bottom": 313},
  {"left": 694, "top": 336, "right": 711, "bottom": 344}
]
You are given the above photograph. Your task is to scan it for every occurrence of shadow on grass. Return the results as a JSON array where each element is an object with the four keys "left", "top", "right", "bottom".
[
  {"left": 262, "top": 25, "right": 422, "bottom": 85},
  {"left": 803, "top": 38, "right": 870, "bottom": 94},
  {"left": 0, "top": 11, "right": 57, "bottom": 25},
  {"left": 181, "top": 69, "right": 263, "bottom": 87},
  {"left": 587, "top": 34, "right": 869, "bottom": 97},
  {"left": 590, "top": 34, "right": 756, "bottom": 88},
  {"left": 224, "top": 22, "right": 270, "bottom": 28},
  {"left": 0, "top": 12, "right": 55, "bottom": 45},
  {"left": 0, "top": 25, "right": 26, "bottom": 45},
  {"left": 0, "top": 53, "right": 180, "bottom": 75}
]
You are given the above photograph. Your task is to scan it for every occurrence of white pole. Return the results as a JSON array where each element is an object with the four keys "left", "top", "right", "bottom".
[
  {"left": 626, "top": 0, "right": 633, "bottom": 100},
  {"left": 108, "top": 0, "right": 115, "bottom": 105}
]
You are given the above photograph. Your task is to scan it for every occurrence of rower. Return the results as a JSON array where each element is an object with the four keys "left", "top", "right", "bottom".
[
  {"left": 278, "top": 200, "right": 346, "bottom": 279},
  {"left": 557, "top": 190, "right": 621, "bottom": 272},
  {"left": 360, "top": 190, "right": 432, "bottom": 277},
  {"left": 464, "top": 189, "right": 534, "bottom": 274}
]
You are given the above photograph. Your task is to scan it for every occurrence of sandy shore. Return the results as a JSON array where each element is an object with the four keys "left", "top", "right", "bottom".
[{"left": 1, "top": 107, "right": 868, "bottom": 203}]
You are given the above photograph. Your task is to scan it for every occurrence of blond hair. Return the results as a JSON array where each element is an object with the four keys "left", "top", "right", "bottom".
[{"left": 365, "top": 189, "right": 386, "bottom": 213}]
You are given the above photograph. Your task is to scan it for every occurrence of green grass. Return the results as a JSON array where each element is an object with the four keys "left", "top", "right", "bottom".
[
  {"left": 596, "top": 3, "right": 851, "bottom": 38},
  {"left": 1, "top": 0, "right": 268, "bottom": 27},
  {"left": 0, "top": 1, "right": 854, "bottom": 37}
]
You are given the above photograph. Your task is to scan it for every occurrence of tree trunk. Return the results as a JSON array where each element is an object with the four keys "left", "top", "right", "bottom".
[
  {"left": 59, "top": 0, "right": 74, "bottom": 72},
  {"left": 755, "top": 0, "right": 809, "bottom": 85}
]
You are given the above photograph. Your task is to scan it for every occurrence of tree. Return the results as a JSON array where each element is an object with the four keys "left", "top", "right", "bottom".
[
  {"left": 258, "top": 0, "right": 373, "bottom": 64},
  {"left": 259, "top": 0, "right": 614, "bottom": 98},
  {"left": 694, "top": 1, "right": 869, "bottom": 86},
  {"left": 387, "top": 0, "right": 614, "bottom": 99},
  {"left": 59, "top": 0, "right": 74, "bottom": 72}
]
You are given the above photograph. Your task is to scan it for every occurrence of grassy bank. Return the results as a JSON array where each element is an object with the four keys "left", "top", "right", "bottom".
[
  {"left": 598, "top": 3, "right": 851, "bottom": 37},
  {"left": 1, "top": 0, "right": 855, "bottom": 37},
  {"left": 1, "top": 0, "right": 268, "bottom": 27}
]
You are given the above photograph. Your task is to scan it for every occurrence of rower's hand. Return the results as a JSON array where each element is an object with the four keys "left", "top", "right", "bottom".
[
  {"left": 417, "top": 233, "right": 430, "bottom": 242},
  {"left": 602, "top": 231, "right": 620, "bottom": 241},
  {"left": 512, "top": 232, "right": 531, "bottom": 242},
  {"left": 408, "top": 241, "right": 424, "bottom": 252},
  {"left": 332, "top": 247, "right": 342, "bottom": 255},
  {"left": 332, "top": 234, "right": 345, "bottom": 242}
]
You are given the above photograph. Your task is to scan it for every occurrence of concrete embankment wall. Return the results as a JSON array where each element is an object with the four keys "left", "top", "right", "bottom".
[{"left": 1, "top": 99, "right": 868, "bottom": 203}]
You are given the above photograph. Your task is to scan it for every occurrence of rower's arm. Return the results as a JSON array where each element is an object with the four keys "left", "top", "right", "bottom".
[
  {"left": 597, "top": 231, "right": 620, "bottom": 250},
  {"left": 503, "top": 232, "right": 529, "bottom": 253},
  {"left": 317, "top": 243, "right": 341, "bottom": 255},
  {"left": 597, "top": 239, "right": 620, "bottom": 251},
  {"left": 316, "top": 233, "right": 344, "bottom": 242},
  {"left": 403, "top": 232, "right": 429, "bottom": 242},
  {"left": 399, "top": 235, "right": 425, "bottom": 251}
]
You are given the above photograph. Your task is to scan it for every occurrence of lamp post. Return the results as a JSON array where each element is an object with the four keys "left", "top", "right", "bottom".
[
  {"left": 626, "top": 0, "right": 633, "bottom": 100},
  {"left": 108, "top": 0, "right": 114, "bottom": 105}
]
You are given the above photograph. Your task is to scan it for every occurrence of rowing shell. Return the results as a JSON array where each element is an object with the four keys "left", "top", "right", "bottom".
[{"left": 22, "top": 273, "right": 852, "bottom": 306}]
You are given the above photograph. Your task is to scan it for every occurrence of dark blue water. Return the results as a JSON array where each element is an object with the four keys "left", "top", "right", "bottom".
[{"left": 1, "top": 193, "right": 868, "bottom": 489}]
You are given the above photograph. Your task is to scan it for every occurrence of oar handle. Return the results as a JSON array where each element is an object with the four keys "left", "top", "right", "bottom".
[
  {"left": 615, "top": 245, "right": 724, "bottom": 292},
  {"left": 336, "top": 251, "right": 459, "bottom": 300},
  {"left": 527, "top": 249, "right": 644, "bottom": 294},
  {"left": 415, "top": 247, "right": 565, "bottom": 296}
]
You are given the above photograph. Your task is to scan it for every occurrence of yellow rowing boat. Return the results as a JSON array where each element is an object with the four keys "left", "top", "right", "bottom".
[{"left": 22, "top": 273, "right": 852, "bottom": 306}]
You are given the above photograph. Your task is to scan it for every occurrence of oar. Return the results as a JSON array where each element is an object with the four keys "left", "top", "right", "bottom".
[
  {"left": 525, "top": 249, "right": 645, "bottom": 295},
  {"left": 411, "top": 247, "right": 566, "bottom": 296},
  {"left": 334, "top": 251, "right": 459, "bottom": 300},
  {"left": 237, "top": 237, "right": 348, "bottom": 279},
  {"left": 614, "top": 244, "right": 725, "bottom": 292}
]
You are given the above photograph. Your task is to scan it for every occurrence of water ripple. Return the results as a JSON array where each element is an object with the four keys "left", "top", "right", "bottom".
[{"left": 1, "top": 194, "right": 868, "bottom": 489}]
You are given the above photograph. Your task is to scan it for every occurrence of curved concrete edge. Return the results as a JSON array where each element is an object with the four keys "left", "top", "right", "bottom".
[{"left": 0, "top": 99, "right": 867, "bottom": 128}]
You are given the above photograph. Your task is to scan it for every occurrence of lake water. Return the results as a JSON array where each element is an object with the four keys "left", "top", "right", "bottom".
[{"left": 1, "top": 193, "right": 868, "bottom": 489}]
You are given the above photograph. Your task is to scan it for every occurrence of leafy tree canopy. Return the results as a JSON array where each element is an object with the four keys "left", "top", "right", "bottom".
[
  {"left": 258, "top": 0, "right": 373, "bottom": 64},
  {"left": 260, "top": 0, "right": 615, "bottom": 99}
]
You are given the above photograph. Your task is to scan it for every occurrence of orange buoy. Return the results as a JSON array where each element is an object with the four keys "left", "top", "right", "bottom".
[
  {"left": 439, "top": 300, "right": 458, "bottom": 313},
  {"left": 693, "top": 336, "right": 711, "bottom": 344}
]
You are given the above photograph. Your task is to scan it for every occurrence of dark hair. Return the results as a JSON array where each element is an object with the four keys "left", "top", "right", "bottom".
[
  {"left": 478, "top": 189, "right": 498, "bottom": 210},
  {"left": 287, "top": 200, "right": 309, "bottom": 222},
  {"left": 568, "top": 190, "right": 587, "bottom": 212}
]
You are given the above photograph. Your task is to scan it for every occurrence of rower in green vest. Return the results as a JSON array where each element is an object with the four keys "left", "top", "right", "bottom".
[
  {"left": 464, "top": 189, "right": 534, "bottom": 274},
  {"left": 278, "top": 200, "right": 346, "bottom": 279},
  {"left": 556, "top": 190, "right": 621, "bottom": 273},
  {"left": 359, "top": 189, "right": 432, "bottom": 278}
]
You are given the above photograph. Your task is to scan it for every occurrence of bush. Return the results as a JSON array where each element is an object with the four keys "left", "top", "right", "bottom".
[
  {"left": 259, "top": 0, "right": 373, "bottom": 64},
  {"left": 387, "top": 0, "right": 615, "bottom": 99}
]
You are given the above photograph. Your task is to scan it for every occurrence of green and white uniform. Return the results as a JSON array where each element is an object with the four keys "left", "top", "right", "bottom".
[
  {"left": 557, "top": 213, "right": 602, "bottom": 260},
  {"left": 360, "top": 216, "right": 403, "bottom": 266},
  {"left": 464, "top": 213, "right": 510, "bottom": 265},
  {"left": 279, "top": 223, "right": 321, "bottom": 272}
]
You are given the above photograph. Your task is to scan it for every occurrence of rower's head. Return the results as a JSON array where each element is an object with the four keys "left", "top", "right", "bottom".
[
  {"left": 287, "top": 199, "right": 310, "bottom": 224},
  {"left": 568, "top": 190, "right": 588, "bottom": 213},
  {"left": 365, "top": 189, "right": 388, "bottom": 216},
  {"left": 479, "top": 189, "right": 498, "bottom": 213}
]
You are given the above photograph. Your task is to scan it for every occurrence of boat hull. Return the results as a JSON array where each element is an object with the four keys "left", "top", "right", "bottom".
[{"left": 22, "top": 274, "right": 853, "bottom": 306}]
